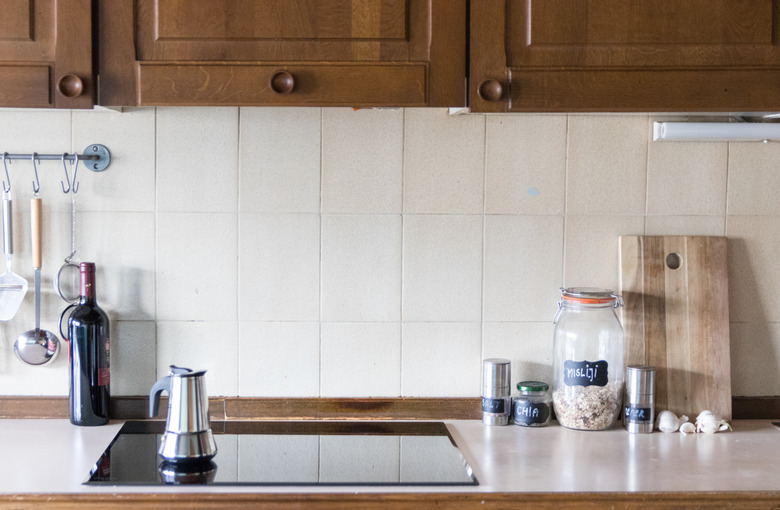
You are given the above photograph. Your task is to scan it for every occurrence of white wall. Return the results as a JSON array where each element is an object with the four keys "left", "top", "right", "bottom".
[{"left": 0, "top": 108, "right": 774, "bottom": 398}]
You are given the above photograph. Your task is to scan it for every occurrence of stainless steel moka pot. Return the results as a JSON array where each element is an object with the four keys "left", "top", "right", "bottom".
[{"left": 149, "top": 365, "right": 217, "bottom": 463}]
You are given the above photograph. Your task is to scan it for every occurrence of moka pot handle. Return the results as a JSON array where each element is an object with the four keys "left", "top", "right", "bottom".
[{"left": 149, "top": 376, "right": 172, "bottom": 418}]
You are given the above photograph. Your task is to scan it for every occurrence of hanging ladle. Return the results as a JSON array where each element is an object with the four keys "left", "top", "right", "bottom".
[
  {"left": 54, "top": 154, "right": 79, "bottom": 303},
  {"left": 15, "top": 168, "right": 59, "bottom": 366}
]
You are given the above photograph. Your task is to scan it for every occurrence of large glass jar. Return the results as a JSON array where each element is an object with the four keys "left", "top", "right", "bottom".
[{"left": 552, "top": 288, "right": 624, "bottom": 430}]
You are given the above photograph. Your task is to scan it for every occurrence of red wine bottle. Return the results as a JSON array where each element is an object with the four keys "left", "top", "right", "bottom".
[{"left": 69, "top": 262, "right": 110, "bottom": 426}]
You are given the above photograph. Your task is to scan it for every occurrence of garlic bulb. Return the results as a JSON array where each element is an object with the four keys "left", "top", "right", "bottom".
[
  {"left": 679, "top": 422, "right": 696, "bottom": 435},
  {"left": 656, "top": 410, "right": 688, "bottom": 433},
  {"left": 695, "top": 410, "right": 731, "bottom": 434}
]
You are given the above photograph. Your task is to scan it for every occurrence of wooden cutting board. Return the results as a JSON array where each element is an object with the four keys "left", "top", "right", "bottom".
[{"left": 619, "top": 236, "right": 731, "bottom": 420}]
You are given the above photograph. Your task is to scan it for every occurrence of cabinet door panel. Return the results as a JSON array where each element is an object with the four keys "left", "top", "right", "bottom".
[
  {"left": 471, "top": 0, "right": 780, "bottom": 111},
  {"left": 138, "top": 63, "right": 427, "bottom": 106},
  {"left": 153, "top": 0, "right": 407, "bottom": 41},
  {"left": 0, "top": 0, "right": 93, "bottom": 108},
  {"left": 0, "top": 65, "right": 50, "bottom": 107},
  {"left": 509, "top": 69, "right": 780, "bottom": 112},
  {"left": 0, "top": 0, "right": 45, "bottom": 57},
  {"left": 137, "top": 0, "right": 416, "bottom": 61},
  {"left": 518, "top": 0, "right": 770, "bottom": 46},
  {"left": 101, "top": 0, "right": 464, "bottom": 106},
  {"left": 507, "top": 0, "right": 775, "bottom": 67},
  {"left": 0, "top": 0, "right": 34, "bottom": 41}
]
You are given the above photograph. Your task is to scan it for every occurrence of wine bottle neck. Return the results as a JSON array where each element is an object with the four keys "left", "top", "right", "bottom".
[{"left": 79, "top": 262, "right": 97, "bottom": 302}]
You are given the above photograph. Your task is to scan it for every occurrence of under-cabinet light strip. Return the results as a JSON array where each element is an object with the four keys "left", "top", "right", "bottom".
[{"left": 653, "top": 122, "right": 780, "bottom": 142}]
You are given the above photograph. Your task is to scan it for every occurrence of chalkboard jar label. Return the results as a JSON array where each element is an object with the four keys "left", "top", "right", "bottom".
[
  {"left": 563, "top": 359, "right": 609, "bottom": 387},
  {"left": 513, "top": 401, "right": 551, "bottom": 426},
  {"left": 482, "top": 397, "right": 508, "bottom": 414},
  {"left": 624, "top": 404, "right": 653, "bottom": 424}
]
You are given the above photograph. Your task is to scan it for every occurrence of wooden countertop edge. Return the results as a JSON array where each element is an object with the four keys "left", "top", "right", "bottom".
[
  {"left": 0, "top": 397, "right": 484, "bottom": 420},
  {"left": 3, "top": 491, "right": 780, "bottom": 509},
  {"left": 0, "top": 395, "right": 777, "bottom": 420}
]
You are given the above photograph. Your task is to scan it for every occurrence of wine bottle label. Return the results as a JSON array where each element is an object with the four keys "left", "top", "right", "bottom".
[{"left": 98, "top": 367, "right": 110, "bottom": 386}]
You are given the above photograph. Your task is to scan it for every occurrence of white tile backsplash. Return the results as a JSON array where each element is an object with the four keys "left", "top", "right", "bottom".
[
  {"left": 403, "top": 109, "right": 485, "bottom": 213},
  {"left": 483, "top": 215, "right": 563, "bottom": 322},
  {"left": 321, "top": 322, "right": 401, "bottom": 397},
  {"left": 482, "top": 322, "right": 555, "bottom": 385},
  {"left": 727, "top": 141, "right": 780, "bottom": 216},
  {"left": 156, "top": 212, "right": 238, "bottom": 321},
  {"left": 156, "top": 321, "right": 238, "bottom": 396},
  {"left": 111, "top": 321, "right": 156, "bottom": 396},
  {"left": 239, "top": 107, "right": 321, "bottom": 213},
  {"left": 239, "top": 213, "right": 320, "bottom": 322},
  {"left": 321, "top": 214, "right": 401, "bottom": 322},
  {"left": 401, "top": 322, "right": 481, "bottom": 397},
  {"left": 72, "top": 107, "right": 156, "bottom": 212},
  {"left": 566, "top": 115, "right": 648, "bottom": 215},
  {"left": 238, "top": 321, "right": 320, "bottom": 397},
  {"left": 322, "top": 108, "right": 403, "bottom": 213},
  {"left": 0, "top": 108, "right": 778, "bottom": 399},
  {"left": 563, "top": 215, "right": 645, "bottom": 290},
  {"left": 485, "top": 114, "right": 567, "bottom": 215},
  {"left": 726, "top": 215, "right": 780, "bottom": 323},
  {"left": 77, "top": 211, "right": 156, "bottom": 320},
  {"left": 156, "top": 107, "right": 239, "bottom": 213},
  {"left": 402, "top": 214, "right": 483, "bottom": 322},
  {"left": 647, "top": 139, "right": 728, "bottom": 216}
]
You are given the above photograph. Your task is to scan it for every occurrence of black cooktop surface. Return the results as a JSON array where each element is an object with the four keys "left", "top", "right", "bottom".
[{"left": 86, "top": 420, "right": 478, "bottom": 486}]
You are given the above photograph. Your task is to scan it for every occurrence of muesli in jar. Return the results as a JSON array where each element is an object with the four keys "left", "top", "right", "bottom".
[{"left": 551, "top": 288, "right": 625, "bottom": 430}]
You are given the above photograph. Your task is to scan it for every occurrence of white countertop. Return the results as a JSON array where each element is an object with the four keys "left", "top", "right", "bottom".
[{"left": 0, "top": 419, "right": 778, "bottom": 494}]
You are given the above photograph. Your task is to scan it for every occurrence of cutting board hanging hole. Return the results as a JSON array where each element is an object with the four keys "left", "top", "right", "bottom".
[{"left": 665, "top": 252, "right": 682, "bottom": 270}]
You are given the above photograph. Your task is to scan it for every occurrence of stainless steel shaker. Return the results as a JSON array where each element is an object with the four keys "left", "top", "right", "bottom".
[
  {"left": 624, "top": 365, "right": 655, "bottom": 434},
  {"left": 482, "top": 358, "right": 511, "bottom": 425},
  {"left": 149, "top": 365, "right": 218, "bottom": 462}
]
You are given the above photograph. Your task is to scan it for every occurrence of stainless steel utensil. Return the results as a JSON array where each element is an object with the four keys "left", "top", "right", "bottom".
[
  {"left": 0, "top": 190, "right": 28, "bottom": 320},
  {"left": 54, "top": 191, "right": 79, "bottom": 303},
  {"left": 15, "top": 197, "right": 59, "bottom": 365}
]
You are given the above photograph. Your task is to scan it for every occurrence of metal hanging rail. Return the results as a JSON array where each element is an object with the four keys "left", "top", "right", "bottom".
[
  {"left": 1, "top": 144, "right": 111, "bottom": 194},
  {"left": 1, "top": 144, "right": 111, "bottom": 172}
]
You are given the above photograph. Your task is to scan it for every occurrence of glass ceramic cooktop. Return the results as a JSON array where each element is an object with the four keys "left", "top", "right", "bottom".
[{"left": 85, "top": 421, "right": 478, "bottom": 486}]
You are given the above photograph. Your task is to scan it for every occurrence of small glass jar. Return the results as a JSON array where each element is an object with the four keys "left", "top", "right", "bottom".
[
  {"left": 552, "top": 287, "right": 625, "bottom": 431},
  {"left": 512, "top": 381, "right": 552, "bottom": 427}
]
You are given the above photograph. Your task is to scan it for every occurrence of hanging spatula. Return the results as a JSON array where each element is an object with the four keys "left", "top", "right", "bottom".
[{"left": 0, "top": 191, "right": 28, "bottom": 320}]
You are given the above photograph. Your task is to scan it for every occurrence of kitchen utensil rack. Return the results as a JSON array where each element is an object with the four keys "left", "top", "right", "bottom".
[{"left": 1, "top": 144, "right": 111, "bottom": 193}]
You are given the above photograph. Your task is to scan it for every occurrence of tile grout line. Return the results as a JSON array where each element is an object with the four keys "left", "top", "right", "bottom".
[
  {"left": 644, "top": 115, "right": 651, "bottom": 235},
  {"left": 562, "top": 114, "right": 569, "bottom": 287},
  {"left": 480, "top": 112, "right": 488, "bottom": 363},
  {"left": 724, "top": 141, "right": 731, "bottom": 237},
  {"left": 153, "top": 106, "right": 159, "bottom": 382},
  {"left": 318, "top": 107, "right": 324, "bottom": 398},
  {"left": 399, "top": 108, "right": 406, "bottom": 398},
  {"left": 235, "top": 107, "right": 242, "bottom": 398}
]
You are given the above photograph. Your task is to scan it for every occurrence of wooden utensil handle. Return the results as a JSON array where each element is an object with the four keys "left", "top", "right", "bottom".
[{"left": 31, "top": 198, "right": 41, "bottom": 269}]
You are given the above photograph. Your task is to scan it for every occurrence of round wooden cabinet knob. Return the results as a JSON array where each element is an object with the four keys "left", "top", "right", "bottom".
[
  {"left": 270, "top": 70, "right": 295, "bottom": 95},
  {"left": 477, "top": 79, "right": 503, "bottom": 102},
  {"left": 56, "top": 74, "right": 84, "bottom": 98}
]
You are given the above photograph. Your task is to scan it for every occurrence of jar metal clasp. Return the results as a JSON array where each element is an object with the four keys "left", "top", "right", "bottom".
[{"left": 553, "top": 300, "right": 564, "bottom": 324}]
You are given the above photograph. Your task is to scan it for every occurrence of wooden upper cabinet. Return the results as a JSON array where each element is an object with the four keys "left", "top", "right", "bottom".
[
  {"left": 0, "top": 0, "right": 93, "bottom": 108},
  {"left": 471, "top": 0, "right": 780, "bottom": 112},
  {"left": 98, "top": 0, "right": 466, "bottom": 107}
]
